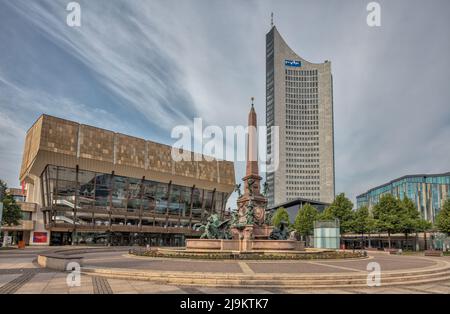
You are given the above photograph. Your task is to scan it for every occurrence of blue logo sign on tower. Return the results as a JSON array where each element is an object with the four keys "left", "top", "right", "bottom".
[{"left": 285, "top": 60, "right": 301, "bottom": 67}]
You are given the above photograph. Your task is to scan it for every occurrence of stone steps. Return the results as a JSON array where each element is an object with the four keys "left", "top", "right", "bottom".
[{"left": 82, "top": 263, "right": 450, "bottom": 288}]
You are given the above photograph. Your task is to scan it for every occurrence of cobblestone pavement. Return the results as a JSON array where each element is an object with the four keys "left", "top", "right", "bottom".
[
  {"left": 92, "top": 276, "right": 113, "bottom": 294},
  {"left": 1, "top": 247, "right": 449, "bottom": 294}
]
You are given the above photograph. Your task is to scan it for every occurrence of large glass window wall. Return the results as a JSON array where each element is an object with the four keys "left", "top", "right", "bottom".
[
  {"left": 356, "top": 174, "right": 450, "bottom": 222},
  {"left": 41, "top": 165, "right": 227, "bottom": 230}
]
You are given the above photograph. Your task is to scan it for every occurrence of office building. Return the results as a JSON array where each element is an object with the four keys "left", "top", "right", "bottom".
[
  {"left": 356, "top": 173, "right": 450, "bottom": 222},
  {"left": 265, "top": 25, "right": 335, "bottom": 206}
]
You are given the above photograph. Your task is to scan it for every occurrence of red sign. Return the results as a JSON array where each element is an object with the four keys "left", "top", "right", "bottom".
[{"left": 33, "top": 232, "right": 48, "bottom": 243}]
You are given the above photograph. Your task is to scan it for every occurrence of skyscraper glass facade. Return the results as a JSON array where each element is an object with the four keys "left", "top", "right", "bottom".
[{"left": 356, "top": 173, "right": 450, "bottom": 222}]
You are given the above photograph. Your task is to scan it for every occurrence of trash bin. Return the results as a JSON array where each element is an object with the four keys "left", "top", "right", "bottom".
[{"left": 18, "top": 240, "right": 26, "bottom": 249}]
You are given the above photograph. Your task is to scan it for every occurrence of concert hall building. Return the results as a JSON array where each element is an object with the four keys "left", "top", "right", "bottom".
[{"left": 19, "top": 114, "right": 235, "bottom": 246}]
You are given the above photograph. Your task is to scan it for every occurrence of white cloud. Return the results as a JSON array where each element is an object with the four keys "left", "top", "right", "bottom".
[
  {"left": 0, "top": 75, "right": 127, "bottom": 187},
  {"left": 5, "top": 0, "right": 197, "bottom": 128},
  {"left": 1, "top": 0, "right": 450, "bottom": 207}
]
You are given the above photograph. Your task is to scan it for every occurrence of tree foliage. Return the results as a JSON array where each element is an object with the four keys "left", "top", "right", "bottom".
[
  {"left": 416, "top": 218, "right": 432, "bottom": 233},
  {"left": 352, "top": 206, "right": 370, "bottom": 234},
  {"left": 371, "top": 194, "right": 436, "bottom": 248},
  {"left": 1, "top": 194, "right": 22, "bottom": 227},
  {"left": 321, "top": 193, "right": 354, "bottom": 233},
  {"left": 1, "top": 180, "right": 22, "bottom": 227},
  {"left": 272, "top": 207, "right": 290, "bottom": 228},
  {"left": 372, "top": 194, "right": 402, "bottom": 234},
  {"left": 0, "top": 179, "right": 7, "bottom": 200},
  {"left": 436, "top": 199, "right": 450, "bottom": 235},
  {"left": 398, "top": 196, "right": 420, "bottom": 235},
  {"left": 293, "top": 203, "right": 318, "bottom": 237}
]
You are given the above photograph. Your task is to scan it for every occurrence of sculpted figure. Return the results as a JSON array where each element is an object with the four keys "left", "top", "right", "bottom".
[
  {"left": 269, "top": 220, "right": 289, "bottom": 240},
  {"left": 194, "top": 214, "right": 231, "bottom": 239},
  {"left": 247, "top": 178, "right": 255, "bottom": 196},
  {"left": 234, "top": 184, "right": 242, "bottom": 198},
  {"left": 245, "top": 200, "right": 255, "bottom": 225}
]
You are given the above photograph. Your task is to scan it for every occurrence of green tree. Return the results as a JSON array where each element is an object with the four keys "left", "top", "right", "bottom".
[
  {"left": 321, "top": 193, "right": 354, "bottom": 233},
  {"left": 373, "top": 194, "right": 402, "bottom": 249},
  {"left": 398, "top": 196, "right": 420, "bottom": 250},
  {"left": 293, "top": 204, "right": 318, "bottom": 246},
  {"left": 352, "top": 206, "right": 369, "bottom": 248},
  {"left": 0, "top": 179, "right": 7, "bottom": 200},
  {"left": 1, "top": 180, "right": 22, "bottom": 248},
  {"left": 318, "top": 208, "right": 333, "bottom": 221},
  {"left": 1, "top": 194, "right": 22, "bottom": 227},
  {"left": 272, "top": 207, "right": 290, "bottom": 228},
  {"left": 416, "top": 218, "right": 432, "bottom": 251},
  {"left": 436, "top": 199, "right": 450, "bottom": 235},
  {"left": 366, "top": 214, "right": 377, "bottom": 248}
]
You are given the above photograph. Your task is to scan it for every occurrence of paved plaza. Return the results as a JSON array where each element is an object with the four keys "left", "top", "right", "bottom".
[{"left": 0, "top": 247, "right": 449, "bottom": 294}]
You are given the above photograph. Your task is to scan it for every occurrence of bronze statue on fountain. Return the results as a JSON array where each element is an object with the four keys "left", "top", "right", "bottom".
[
  {"left": 185, "top": 98, "right": 304, "bottom": 252},
  {"left": 193, "top": 214, "right": 231, "bottom": 240}
]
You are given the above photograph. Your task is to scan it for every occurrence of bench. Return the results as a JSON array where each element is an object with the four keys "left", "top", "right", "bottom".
[
  {"left": 424, "top": 250, "right": 443, "bottom": 257},
  {"left": 384, "top": 248, "right": 401, "bottom": 255}
]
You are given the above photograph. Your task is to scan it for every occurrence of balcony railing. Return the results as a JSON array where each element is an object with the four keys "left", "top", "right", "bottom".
[
  {"left": 45, "top": 205, "right": 200, "bottom": 222},
  {"left": 45, "top": 222, "right": 201, "bottom": 235}
]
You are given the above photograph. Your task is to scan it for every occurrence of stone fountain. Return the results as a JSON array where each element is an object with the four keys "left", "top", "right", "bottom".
[{"left": 186, "top": 99, "right": 304, "bottom": 253}]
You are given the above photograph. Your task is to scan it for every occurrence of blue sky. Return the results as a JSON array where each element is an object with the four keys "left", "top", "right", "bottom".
[{"left": 1, "top": 0, "right": 450, "bottom": 208}]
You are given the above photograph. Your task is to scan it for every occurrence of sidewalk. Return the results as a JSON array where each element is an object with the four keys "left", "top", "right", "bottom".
[{"left": 2, "top": 271, "right": 450, "bottom": 294}]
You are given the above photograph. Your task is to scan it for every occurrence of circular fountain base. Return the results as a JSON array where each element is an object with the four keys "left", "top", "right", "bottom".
[
  {"left": 131, "top": 247, "right": 367, "bottom": 260},
  {"left": 186, "top": 238, "right": 305, "bottom": 251}
]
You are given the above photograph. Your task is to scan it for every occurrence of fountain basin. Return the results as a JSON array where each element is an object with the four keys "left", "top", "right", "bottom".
[
  {"left": 185, "top": 239, "right": 304, "bottom": 251},
  {"left": 130, "top": 247, "right": 367, "bottom": 260}
]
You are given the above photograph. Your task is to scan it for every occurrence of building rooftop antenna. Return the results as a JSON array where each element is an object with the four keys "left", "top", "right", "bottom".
[{"left": 271, "top": 12, "right": 274, "bottom": 27}]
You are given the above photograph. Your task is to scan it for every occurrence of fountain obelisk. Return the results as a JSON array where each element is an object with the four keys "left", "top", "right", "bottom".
[{"left": 231, "top": 98, "right": 271, "bottom": 245}]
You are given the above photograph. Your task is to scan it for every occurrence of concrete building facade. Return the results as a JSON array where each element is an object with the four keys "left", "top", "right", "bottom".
[
  {"left": 18, "top": 114, "right": 235, "bottom": 246},
  {"left": 266, "top": 26, "right": 335, "bottom": 206}
]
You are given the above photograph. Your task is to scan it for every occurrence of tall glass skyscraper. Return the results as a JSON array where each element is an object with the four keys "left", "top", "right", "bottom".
[
  {"left": 356, "top": 173, "right": 450, "bottom": 223},
  {"left": 266, "top": 25, "right": 335, "bottom": 206}
]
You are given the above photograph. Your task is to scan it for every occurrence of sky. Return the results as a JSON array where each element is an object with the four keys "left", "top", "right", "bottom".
[{"left": 0, "top": 0, "right": 449, "bottom": 208}]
